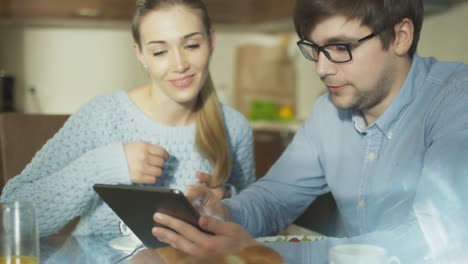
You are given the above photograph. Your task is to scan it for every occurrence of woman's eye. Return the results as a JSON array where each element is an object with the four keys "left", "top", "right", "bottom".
[
  {"left": 186, "top": 44, "right": 200, "bottom": 50},
  {"left": 153, "top": 51, "right": 166, "bottom": 56}
]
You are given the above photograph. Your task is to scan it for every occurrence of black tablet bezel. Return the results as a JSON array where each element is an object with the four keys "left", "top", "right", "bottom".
[{"left": 93, "top": 184, "right": 201, "bottom": 248}]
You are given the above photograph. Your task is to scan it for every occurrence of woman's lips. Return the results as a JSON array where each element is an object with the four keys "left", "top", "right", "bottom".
[{"left": 170, "top": 75, "right": 194, "bottom": 88}]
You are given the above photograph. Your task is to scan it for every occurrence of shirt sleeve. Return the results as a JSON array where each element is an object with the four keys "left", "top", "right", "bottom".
[{"left": 224, "top": 98, "right": 329, "bottom": 237}]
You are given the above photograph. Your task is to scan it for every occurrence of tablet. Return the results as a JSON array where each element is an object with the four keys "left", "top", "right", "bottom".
[{"left": 93, "top": 184, "right": 201, "bottom": 248}]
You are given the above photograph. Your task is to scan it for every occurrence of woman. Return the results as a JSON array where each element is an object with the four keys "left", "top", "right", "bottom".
[{"left": 0, "top": 0, "right": 254, "bottom": 238}]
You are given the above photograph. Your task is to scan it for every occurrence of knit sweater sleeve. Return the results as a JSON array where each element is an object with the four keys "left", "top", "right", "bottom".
[
  {"left": 0, "top": 95, "right": 132, "bottom": 237},
  {"left": 222, "top": 105, "right": 255, "bottom": 193}
]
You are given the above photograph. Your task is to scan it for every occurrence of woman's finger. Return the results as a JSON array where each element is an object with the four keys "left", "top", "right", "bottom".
[
  {"left": 147, "top": 145, "right": 169, "bottom": 160},
  {"left": 143, "top": 165, "right": 163, "bottom": 177},
  {"left": 147, "top": 156, "right": 165, "bottom": 167},
  {"left": 196, "top": 172, "right": 210, "bottom": 185},
  {"left": 140, "top": 175, "right": 157, "bottom": 184}
]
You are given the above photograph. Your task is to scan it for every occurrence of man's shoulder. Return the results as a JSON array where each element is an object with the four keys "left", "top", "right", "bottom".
[
  {"left": 420, "top": 56, "right": 468, "bottom": 86},
  {"left": 420, "top": 57, "right": 468, "bottom": 101}
]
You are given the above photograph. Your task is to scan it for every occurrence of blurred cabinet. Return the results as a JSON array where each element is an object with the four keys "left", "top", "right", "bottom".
[
  {"left": 254, "top": 129, "right": 293, "bottom": 178},
  {"left": 3, "top": 0, "right": 134, "bottom": 20},
  {"left": 1, "top": 0, "right": 294, "bottom": 24},
  {"left": 0, "top": 1, "right": 7, "bottom": 16},
  {"left": 99, "top": 0, "right": 135, "bottom": 20},
  {"left": 204, "top": 0, "right": 294, "bottom": 24}
]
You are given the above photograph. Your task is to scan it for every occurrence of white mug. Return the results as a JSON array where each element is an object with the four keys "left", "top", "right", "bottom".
[
  {"left": 329, "top": 244, "right": 400, "bottom": 264},
  {"left": 119, "top": 220, "right": 139, "bottom": 242}
]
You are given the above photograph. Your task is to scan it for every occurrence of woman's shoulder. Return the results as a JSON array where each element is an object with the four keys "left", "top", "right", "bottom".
[
  {"left": 219, "top": 104, "right": 253, "bottom": 144},
  {"left": 78, "top": 90, "right": 127, "bottom": 112},
  {"left": 64, "top": 90, "right": 130, "bottom": 129},
  {"left": 220, "top": 103, "right": 251, "bottom": 129}
]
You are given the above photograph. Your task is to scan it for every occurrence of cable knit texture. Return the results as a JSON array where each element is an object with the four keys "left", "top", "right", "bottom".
[{"left": 1, "top": 90, "right": 255, "bottom": 238}]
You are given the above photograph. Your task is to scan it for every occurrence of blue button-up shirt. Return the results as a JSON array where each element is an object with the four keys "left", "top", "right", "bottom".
[{"left": 224, "top": 55, "right": 468, "bottom": 263}]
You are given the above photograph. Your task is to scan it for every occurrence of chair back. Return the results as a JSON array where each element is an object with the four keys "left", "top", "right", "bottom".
[
  {"left": 294, "top": 192, "right": 347, "bottom": 237},
  {"left": 0, "top": 113, "right": 69, "bottom": 194}
]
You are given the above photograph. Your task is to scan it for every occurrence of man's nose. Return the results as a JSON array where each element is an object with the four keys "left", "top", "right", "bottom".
[{"left": 315, "top": 52, "right": 336, "bottom": 78}]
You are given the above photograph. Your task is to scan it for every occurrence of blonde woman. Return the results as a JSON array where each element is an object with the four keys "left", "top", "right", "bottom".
[{"left": 1, "top": 0, "right": 254, "bottom": 238}]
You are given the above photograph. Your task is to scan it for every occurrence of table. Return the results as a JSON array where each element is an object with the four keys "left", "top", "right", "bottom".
[
  {"left": 41, "top": 235, "right": 132, "bottom": 264},
  {"left": 39, "top": 224, "right": 322, "bottom": 264},
  {"left": 41, "top": 235, "right": 283, "bottom": 264}
]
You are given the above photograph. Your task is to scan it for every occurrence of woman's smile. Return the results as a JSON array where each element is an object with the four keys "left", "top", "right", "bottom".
[{"left": 170, "top": 74, "right": 195, "bottom": 89}]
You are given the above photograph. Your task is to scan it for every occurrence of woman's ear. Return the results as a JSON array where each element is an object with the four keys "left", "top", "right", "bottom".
[
  {"left": 209, "top": 28, "right": 216, "bottom": 52},
  {"left": 392, "top": 18, "right": 414, "bottom": 56},
  {"left": 134, "top": 43, "right": 147, "bottom": 68}
]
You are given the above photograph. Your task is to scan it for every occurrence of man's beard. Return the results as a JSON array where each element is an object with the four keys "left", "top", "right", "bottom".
[{"left": 332, "top": 73, "right": 393, "bottom": 112}]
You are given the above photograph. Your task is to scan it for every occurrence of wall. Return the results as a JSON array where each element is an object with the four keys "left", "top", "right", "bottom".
[
  {"left": 0, "top": 3, "right": 467, "bottom": 117},
  {"left": 0, "top": 24, "right": 146, "bottom": 114},
  {"left": 418, "top": 2, "right": 468, "bottom": 63}
]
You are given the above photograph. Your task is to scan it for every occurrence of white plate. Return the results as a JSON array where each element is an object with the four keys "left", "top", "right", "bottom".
[
  {"left": 255, "top": 235, "right": 325, "bottom": 243},
  {"left": 108, "top": 235, "right": 146, "bottom": 254}
]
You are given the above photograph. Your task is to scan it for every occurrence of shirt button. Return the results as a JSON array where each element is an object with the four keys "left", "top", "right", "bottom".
[
  {"left": 368, "top": 152, "right": 376, "bottom": 161},
  {"left": 359, "top": 200, "right": 365, "bottom": 208},
  {"left": 388, "top": 132, "right": 393, "bottom": 139}
]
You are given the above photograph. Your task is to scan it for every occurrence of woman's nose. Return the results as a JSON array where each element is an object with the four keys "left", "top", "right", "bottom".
[{"left": 172, "top": 50, "right": 189, "bottom": 73}]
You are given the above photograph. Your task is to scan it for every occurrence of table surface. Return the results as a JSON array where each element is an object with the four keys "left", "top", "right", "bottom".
[
  {"left": 41, "top": 234, "right": 132, "bottom": 264},
  {"left": 40, "top": 224, "right": 322, "bottom": 264}
]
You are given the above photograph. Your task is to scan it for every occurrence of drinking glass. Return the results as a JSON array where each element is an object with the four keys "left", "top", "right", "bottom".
[
  {"left": 329, "top": 244, "right": 400, "bottom": 264},
  {"left": 0, "top": 201, "right": 40, "bottom": 264}
]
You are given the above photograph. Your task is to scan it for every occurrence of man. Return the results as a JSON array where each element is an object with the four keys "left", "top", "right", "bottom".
[{"left": 151, "top": 0, "right": 468, "bottom": 263}]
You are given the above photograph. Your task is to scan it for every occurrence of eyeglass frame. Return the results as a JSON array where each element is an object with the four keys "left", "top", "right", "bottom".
[{"left": 296, "top": 31, "right": 380, "bottom": 63}]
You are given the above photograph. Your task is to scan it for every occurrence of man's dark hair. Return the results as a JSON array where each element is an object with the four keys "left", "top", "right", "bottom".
[{"left": 293, "top": 0, "right": 424, "bottom": 56}]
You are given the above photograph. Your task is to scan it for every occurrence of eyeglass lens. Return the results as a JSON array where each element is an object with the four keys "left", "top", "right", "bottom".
[{"left": 300, "top": 43, "right": 351, "bottom": 63}]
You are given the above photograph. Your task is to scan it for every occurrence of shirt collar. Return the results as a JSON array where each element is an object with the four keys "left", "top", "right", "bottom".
[{"left": 352, "top": 55, "right": 426, "bottom": 136}]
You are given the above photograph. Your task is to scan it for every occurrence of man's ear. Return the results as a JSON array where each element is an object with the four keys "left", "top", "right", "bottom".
[
  {"left": 392, "top": 18, "right": 414, "bottom": 56},
  {"left": 134, "top": 43, "right": 146, "bottom": 67}
]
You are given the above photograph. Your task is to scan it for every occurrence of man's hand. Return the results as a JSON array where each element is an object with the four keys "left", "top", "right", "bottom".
[
  {"left": 152, "top": 184, "right": 259, "bottom": 256},
  {"left": 152, "top": 213, "right": 260, "bottom": 257},
  {"left": 184, "top": 184, "right": 230, "bottom": 221},
  {"left": 124, "top": 141, "right": 169, "bottom": 184}
]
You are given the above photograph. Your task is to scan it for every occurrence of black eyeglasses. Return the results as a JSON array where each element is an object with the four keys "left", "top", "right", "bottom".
[{"left": 296, "top": 32, "right": 379, "bottom": 63}]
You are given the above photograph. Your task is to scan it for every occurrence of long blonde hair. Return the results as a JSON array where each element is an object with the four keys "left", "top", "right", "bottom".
[{"left": 132, "top": 0, "right": 232, "bottom": 187}]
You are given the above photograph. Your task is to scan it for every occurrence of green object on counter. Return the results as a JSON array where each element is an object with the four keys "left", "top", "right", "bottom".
[{"left": 248, "top": 100, "right": 279, "bottom": 121}]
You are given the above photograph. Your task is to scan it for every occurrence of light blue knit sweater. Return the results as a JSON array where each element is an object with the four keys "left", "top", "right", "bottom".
[{"left": 1, "top": 91, "right": 255, "bottom": 237}]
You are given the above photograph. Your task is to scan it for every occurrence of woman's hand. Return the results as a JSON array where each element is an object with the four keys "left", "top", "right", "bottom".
[
  {"left": 124, "top": 141, "right": 169, "bottom": 184},
  {"left": 196, "top": 172, "right": 226, "bottom": 199}
]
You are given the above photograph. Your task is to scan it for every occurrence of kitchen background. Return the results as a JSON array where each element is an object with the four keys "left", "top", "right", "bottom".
[
  {"left": 0, "top": 0, "right": 468, "bottom": 233},
  {"left": 0, "top": 1, "right": 467, "bottom": 117},
  {"left": 0, "top": 0, "right": 467, "bottom": 178}
]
